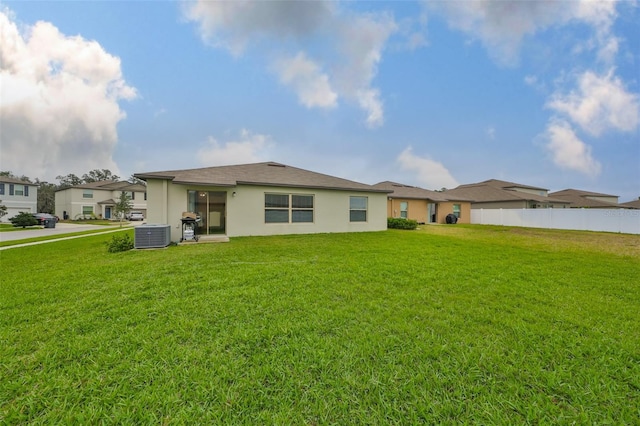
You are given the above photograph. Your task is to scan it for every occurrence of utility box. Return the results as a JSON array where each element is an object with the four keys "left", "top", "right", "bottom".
[{"left": 134, "top": 224, "right": 171, "bottom": 249}]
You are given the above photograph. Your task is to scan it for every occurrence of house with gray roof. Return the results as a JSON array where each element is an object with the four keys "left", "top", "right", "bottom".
[
  {"left": 444, "top": 179, "right": 570, "bottom": 210},
  {"left": 55, "top": 181, "right": 147, "bottom": 220},
  {"left": 548, "top": 189, "right": 622, "bottom": 209},
  {"left": 134, "top": 162, "right": 390, "bottom": 240},
  {"left": 0, "top": 176, "right": 38, "bottom": 222},
  {"left": 372, "top": 181, "right": 472, "bottom": 224}
]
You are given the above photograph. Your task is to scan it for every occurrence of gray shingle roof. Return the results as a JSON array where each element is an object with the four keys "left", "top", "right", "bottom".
[
  {"left": 135, "top": 162, "right": 389, "bottom": 193},
  {"left": 372, "top": 181, "right": 470, "bottom": 202},
  {"left": 56, "top": 181, "right": 147, "bottom": 192},
  {"left": 456, "top": 179, "right": 549, "bottom": 192},
  {"left": 446, "top": 181, "right": 568, "bottom": 204},
  {"left": 0, "top": 176, "right": 37, "bottom": 185},
  {"left": 620, "top": 199, "right": 640, "bottom": 209},
  {"left": 548, "top": 189, "right": 621, "bottom": 208}
]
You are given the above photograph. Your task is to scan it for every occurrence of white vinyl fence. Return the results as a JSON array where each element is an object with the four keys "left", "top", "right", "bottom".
[{"left": 471, "top": 208, "right": 640, "bottom": 234}]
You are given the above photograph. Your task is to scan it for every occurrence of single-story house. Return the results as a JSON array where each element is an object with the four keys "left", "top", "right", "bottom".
[
  {"left": 548, "top": 189, "right": 623, "bottom": 208},
  {"left": 55, "top": 181, "right": 147, "bottom": 220},
  {"left": 444, "top": 179, "right": 570, "bottom": 209},
  {"left": 372, "top": 181, "right": 471, "bottom": 224},
  {"left": 0, "top": 177, "right": 38, "bottom": 222},
  {"left": 134, "top": 162, "right": 391, "bottom": 241}
]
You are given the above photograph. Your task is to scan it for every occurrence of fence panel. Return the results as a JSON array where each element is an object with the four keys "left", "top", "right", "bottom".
[{"left": 470, "top": 208, "right": 640, "bottom": 234}]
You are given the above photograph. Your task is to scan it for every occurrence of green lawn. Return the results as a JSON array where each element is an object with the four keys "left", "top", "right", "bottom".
[{"left": 1, "top": 226, "right": 638, "bottom": 424}]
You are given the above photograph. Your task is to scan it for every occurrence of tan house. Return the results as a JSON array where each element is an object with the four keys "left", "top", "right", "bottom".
[
  {"left": 55, "top": 181, "right": 147, "bottom": 220},
  {"left": 372, "top": 181, "right": 471, "bottom": 224},
  {"left": 134, "top": 162, "right": 390, "bottom": 241},
  {"left": 548, "top": 189, "right": 623, "bottom": 208},
  {"left": 445, "top": 179, "right": 570, "bottom": 209}
]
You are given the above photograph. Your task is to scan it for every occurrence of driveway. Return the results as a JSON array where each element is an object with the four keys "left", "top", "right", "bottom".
[{"left": 0, "top": 222, "right": 143, "bottom": 242}]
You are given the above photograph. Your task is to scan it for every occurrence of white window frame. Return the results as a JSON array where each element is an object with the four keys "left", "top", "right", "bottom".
[
  {"left": 400, "top": 201, "right": 408, "bottom": 219},
  {"left": 83, "top": 189, "right": 93, "bottom": 199},
  {"left": 349, "top": 196, "right": 368, "bottom": 222},
  {"left": 265, "top": 193, "right": 314, "bottom": 224},
  {"left": 453, "top": 204, "right": 461, "bottom": 218}
]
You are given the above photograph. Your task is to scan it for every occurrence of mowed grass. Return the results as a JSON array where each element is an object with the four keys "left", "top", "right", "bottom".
[{"left": 1, "top": 226, "right": 638, "bottom": 424}]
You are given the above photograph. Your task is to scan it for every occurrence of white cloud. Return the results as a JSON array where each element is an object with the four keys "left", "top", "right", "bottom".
[
  {"left": 183, "top": 1, "right": 396, "bottom": 127},
  {"left": 273, "top": 52, "right": 337, "bottom": 109},
  {"left": 397, "top": 146, "right": 459, "bottom": 190},
  {"left": 428, "top": 0, "right": 619, "bottom": 65},
  {"left": 543, "top": 119, "right": 601, "bottom": 176},
  {"left": 547, "top": 70, "right": 640, "bottom": 136},
  {"left": 0, "top": 10, "right": 136, "bottom": 181},
  {"left": 197, "top": 129, "right": 272, "bottom": 166},
  {"left": 486, "top": 126, "right": 496, "bottom": 140},
  {"left": 182, "top": 0, "right": 333, "bottom": 55},
  {"left": 334, "top": 12, "right": 396, "bottom": 128}
]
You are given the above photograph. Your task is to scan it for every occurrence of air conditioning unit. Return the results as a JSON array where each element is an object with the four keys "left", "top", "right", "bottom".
[{"left": 134, "top": 224, "right": 171, "bottom": 249}]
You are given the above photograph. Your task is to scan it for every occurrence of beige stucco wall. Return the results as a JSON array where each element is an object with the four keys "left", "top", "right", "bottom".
[
  {"left": 436, "top": 201, "right": 470, "bottom": 224},
  {"left": 388, "top": 198, "right": 431, "bottom": 223},
  {"left": 387, "top": 198, "right": 471, "bottom": 224},
  {"left": 145, "top": 179, "right": 388, "bottom": 241},
  {"left": 511, "top": 187, "right": 547, "bottom": 197}
]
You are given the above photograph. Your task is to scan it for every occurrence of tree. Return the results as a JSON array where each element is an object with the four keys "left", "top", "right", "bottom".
[
  {"left": 0, "top": 201, "right": 7, "bottom": 220},
  {"left": 56, "top": 173, "right": 83, "bottom": 189},
  {"left": 35, "top": 180, "right": 57, "bottom": 213},
  {"left": 9, "top": 212, "right": 38, "bottom": 228},
  {"left": 128, "top": 174, "right": 146, "bottom": 186},
  {"left": 82, "top": 169, "right": 120, "bottom": 183},
  {"left": 114, "top": 191, "right": 133, "bottom": 227},
  {"left": 0, "top": 171, "right": 31, "bottom": 182}
]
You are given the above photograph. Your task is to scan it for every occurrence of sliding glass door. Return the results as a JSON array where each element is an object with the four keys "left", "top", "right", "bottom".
[{"left": 187, "top": 191, "right": 227, "bottom": 235}]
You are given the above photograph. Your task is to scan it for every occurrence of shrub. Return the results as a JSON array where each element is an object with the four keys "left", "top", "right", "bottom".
[
  {"left": 387, "top": 217, "right": 418, "bottom": 230},
  {"left": 9, "top": 212, "right": 38, "bottom": 228},
  {"left": 105, "top": 233, "right": 134, "bottom": 253}
]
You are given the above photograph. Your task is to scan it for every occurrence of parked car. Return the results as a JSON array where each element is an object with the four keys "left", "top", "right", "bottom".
[
  {"left": 32, "top": 213, "right": 57, "bottom": 227},
  {"left": 126, "top": 211, "right": 144, "bottom": 221}
]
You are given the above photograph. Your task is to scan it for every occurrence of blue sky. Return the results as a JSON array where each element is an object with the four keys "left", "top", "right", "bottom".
[{"left": 1, "top": 1, "right": 639, "bottom": 201}]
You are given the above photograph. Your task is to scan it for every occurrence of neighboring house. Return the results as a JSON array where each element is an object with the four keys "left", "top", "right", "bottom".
[
  {"left": 620, "top": 198, "right": 640, "bottom": 209},
  {"left": 0, "top": 177, "right": 38, "bottom": 222},
  {"left": 55, "top": 181, "right": 147, "bottom": 220},
  {"left": 134, "top": 161, "right": 390, "bottom": 241},
  {"left": 548, "top": 189, "right": 622, "bottom": 208},
  {"left": 444, "top": 179, "right": 570, "bottom": 209},
  {"left": 372, "top": 181, "right": 471, "bottom": 224}
]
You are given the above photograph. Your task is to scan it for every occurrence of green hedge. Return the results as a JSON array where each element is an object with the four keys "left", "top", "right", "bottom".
[{"left": 387, "top": 217, "right": 418, "bottom": 230}]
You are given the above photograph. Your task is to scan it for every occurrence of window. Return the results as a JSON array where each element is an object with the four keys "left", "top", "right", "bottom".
[
  {"left": 144, "top": 192, "right": 147, "bottom": 201},
  {"left": 453, "top": 204, "right": 461, "bottom": 218},
  {"left": 14, "top": 185, "right": 24, "bottom": 196},
  {"left": 400, "top": 201, "right": 408, "bottom": 219},
  {"left": 82, "top": 206, "right": 94, "bottom": 215},
  {"left": 0, "top": 183, "right": 4, "bottom": 195},
  {"left": 265, "top": 193, "right": 314, "bottom": 223},
  {"left": 292, "top": 195, "right": 314, "bottom": 223},
  {"left": 83, "top": 189, "right": 93, "bottom": 199},
  {"left": 350, "top": 196, "right": 367, "bottom": 222},
  {"left": 129, "top": 191, "right": 135, "bottom": 200}
]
